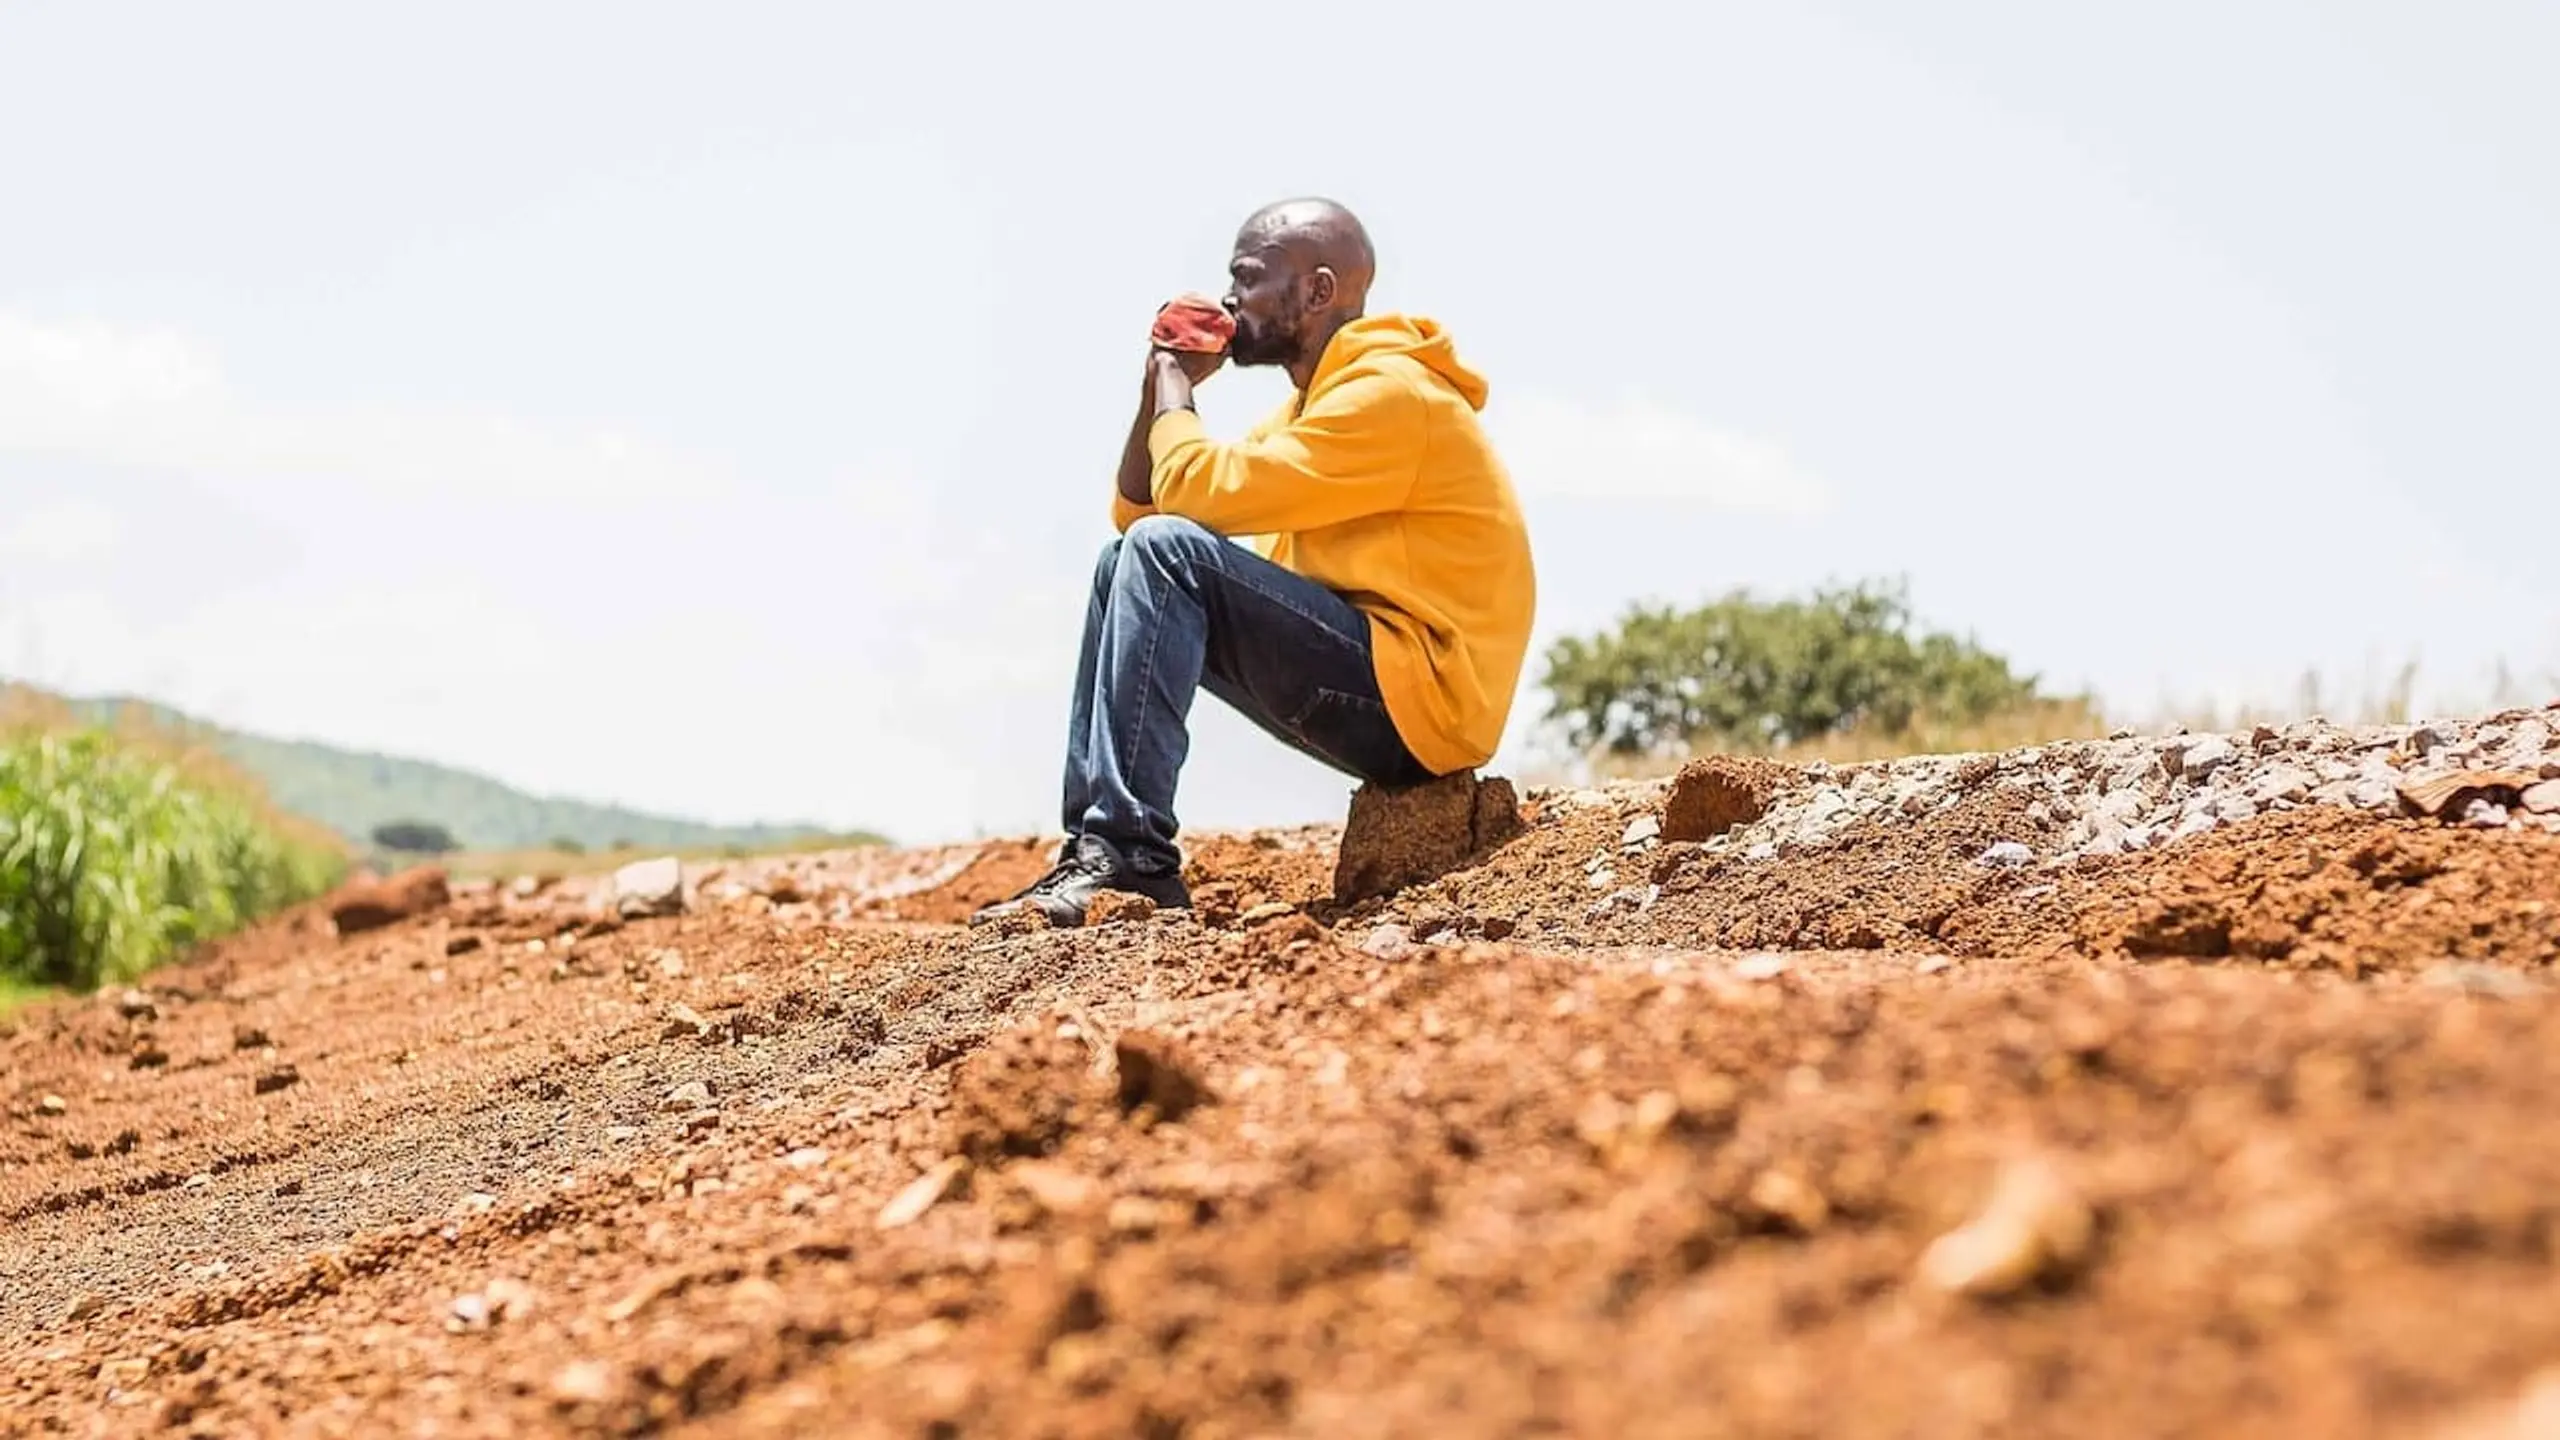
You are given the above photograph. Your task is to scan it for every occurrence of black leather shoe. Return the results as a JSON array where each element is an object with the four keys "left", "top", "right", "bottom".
[{"left": 971, "top": 832, "right": 1190, "bottom": 929}]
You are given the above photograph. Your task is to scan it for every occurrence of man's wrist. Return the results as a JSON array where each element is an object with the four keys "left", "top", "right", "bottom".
[{"left": 1149, "top": 352, "right": 1196, "bottom": 418}]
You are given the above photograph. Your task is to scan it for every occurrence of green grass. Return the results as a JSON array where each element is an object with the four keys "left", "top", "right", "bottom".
[
  {"left": 1, "top": 720, "right": 346, "bottom": 993},
  {"left": 0, "top": 974, "right": 60, "bottom": 1019}
]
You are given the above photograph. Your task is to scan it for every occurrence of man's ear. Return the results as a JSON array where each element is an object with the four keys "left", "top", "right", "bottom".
[{"left": 1305, "top": 265, "right": 1338, "bottom": 311}]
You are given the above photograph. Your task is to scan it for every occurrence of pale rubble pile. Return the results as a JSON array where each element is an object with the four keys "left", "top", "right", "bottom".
[{"left": 1554, "top": 704, "right": 2560, "bottom": 880}]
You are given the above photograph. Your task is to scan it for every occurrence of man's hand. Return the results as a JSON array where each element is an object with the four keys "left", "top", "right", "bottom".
[{"left": 1155, "top": 345, "right": 1223, "bottom": 386}]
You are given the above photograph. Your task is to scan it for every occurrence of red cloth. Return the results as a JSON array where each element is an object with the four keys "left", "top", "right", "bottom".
[{"left": 1152, "top": 294, "right": 1235, "bottom": 354}]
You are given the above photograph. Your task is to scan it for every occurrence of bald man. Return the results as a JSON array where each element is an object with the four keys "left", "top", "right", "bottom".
[{"left": 977, "top": 198, "right": 1537, "bottom": 927}]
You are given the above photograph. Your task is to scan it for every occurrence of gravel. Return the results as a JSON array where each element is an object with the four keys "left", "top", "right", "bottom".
[{"left": 1582, "top": 704, "right": 2560, "bottom": 872}]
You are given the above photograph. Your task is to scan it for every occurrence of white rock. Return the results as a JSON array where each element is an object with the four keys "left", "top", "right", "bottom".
[
  {"left": 1621, "top": 815, "right": 1662, "bottom": 848},
  {"left": 1978, "top": 841, "right": 2034, "bottom": 869},
  {"left": 2179, "top": 736, "right": 2237, "bottom": 780},
  {"left": 613, "top": 857, "right": 687, "bottom": 919},
  {"left": 1732, "top": 954, "right": 1792, "bottom": 981},
  {"left": 2252, "top": 767, "right": 2317, "bottom": 805}
]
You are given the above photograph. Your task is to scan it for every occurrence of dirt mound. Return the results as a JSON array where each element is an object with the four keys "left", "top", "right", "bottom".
[
  {"left": 9, "top": 710, "right": 2560, "bottom": 1437},
  {"left": 2055, "top": 808, "right": 2560, "bottom": 975}
]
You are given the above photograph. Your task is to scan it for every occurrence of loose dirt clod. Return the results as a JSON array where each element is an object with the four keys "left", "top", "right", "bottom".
[
  {"left": 1333, "top": 771, "right": 1524, "bottom": 902},
  {"left": 1112, "top": 1030, "right": 1211, "bottom": 1124},
  {"left": 1085, "top": 891, "right": 1158, "bottom": 926},
  {"left": 329, "top": 866, "right": 451, "bottom": 934},
  {"left": 946, "top": 1025, "right": 1094, "bottom": 1162},
  {"left": 1662, "top": 753, "right": 1795, "bottom": 841}
]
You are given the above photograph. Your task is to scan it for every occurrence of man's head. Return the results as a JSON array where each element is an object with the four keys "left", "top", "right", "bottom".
[{"left": 1222, "top": 197, "right": 1375, "bottom": 371}]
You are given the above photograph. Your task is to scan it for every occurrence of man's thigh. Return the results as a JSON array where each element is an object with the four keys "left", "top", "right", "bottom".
[{"left": 1186, "top": 537, "right": 1429, "bottom": 786}]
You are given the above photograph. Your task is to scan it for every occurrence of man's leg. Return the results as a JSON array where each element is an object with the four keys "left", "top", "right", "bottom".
[
  {"left": 989, "top": 514, "right": 1430, "bottom": 927},
  {"left": 1057, "top": 535, "right": 1124, "bottom": 841},
  {"left": 1075, "top": 515, "right": 1431, "bottom": 864}
]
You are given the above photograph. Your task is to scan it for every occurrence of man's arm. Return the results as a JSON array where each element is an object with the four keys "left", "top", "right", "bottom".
[
  {"left": 1144, "top": 364, "right": 1423, "bottom": 535},
  {"left": 1117, "top": 350, "right": 1221, "bottom": 509},
  {"left": 1115, "top": 361, "right": 1160, "bottom": 508}
]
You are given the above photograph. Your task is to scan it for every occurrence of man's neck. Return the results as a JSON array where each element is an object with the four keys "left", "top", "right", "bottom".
[{"left": 1286, "top": 311, "right": 1358, "bottom": 392}]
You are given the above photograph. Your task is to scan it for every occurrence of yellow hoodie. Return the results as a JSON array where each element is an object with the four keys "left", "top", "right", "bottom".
[{"left": 1113, "top": 314, "right": 1536, "bottom": 777}]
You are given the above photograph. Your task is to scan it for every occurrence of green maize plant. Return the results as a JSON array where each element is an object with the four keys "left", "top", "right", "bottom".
[{"left": 0, "top": 729, "right": 342, "bottom": 992}]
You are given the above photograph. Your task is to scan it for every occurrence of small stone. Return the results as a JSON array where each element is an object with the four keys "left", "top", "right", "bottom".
[
  {"left": 462, "top": 1191, "right": 498, "bottom": 1213},
  {"left": 1977, "top": 841, "right": 2034, "bottom": 869},
  {"left": 1237, "top": 902, "right": 1295, "bottom": 926},
  {"left": 1732, "top": 954, "right": 1791, "bottom": 982},
  {"left": 605, "top": 1126, "right": 641, "bottom": 1143},
  {"left": 662, "top": 1080, "right": 712, "bottom": 1112},
  {"left": 551, "top": 1359, "right": 619, "bottom": 1405},
  {"left": 2253, "top": 767, "right": 2317, "bottom": 805},
  {"left": 612, "top": 856, "right": 687, "bottom": 920},
  {"left": 254, "top": 1065, "right": 301, "bottom": 1095},
  {"left": 1748, "top": 1169, "right": 1830, "bottom": 1233},
  {"left": 65, "top": 1294, "right": 104, "bottom": 1323},
  {"left": 786, "top": 1146, "right": 829, "bottom": 1171},
  {"left": 2179, "top": 736, "right": 2237, "bottom": 780},
  {"left": 655, "top": 949, "right": 688, "bottom": 979},
  {"left": 1360, "top": 924, "right": 1416, "bottom": 960},
  {"left": 877, "top": 1156, "right": 968, "bottom": 1230},
  {"left": 446, "top": 1292, "right": 493, "bottom": 1333},
  {"left": 1006, "top": 1161, "right": 1103, "bottom": 1217},
  {"left": 114, "top": 988, "right": 158, "bottom": 1021},
  {"left": 37, "top": 1093, "right": 67, "bottom": 1116},
  {"left": 1621, "top": 814, "right": 1662, "bottom": 848},
  {"left": 484, "top": 1277, "right": 536, "bottom": 1322},
  {"left": 232, "top": 1025, "right": 271, "bottom": 1051},
  {"left": 2522, "top": 780, "right": 2560, "bottom": 815},
  {"left": 445, "top": 933, "right": 484, "bottom": 956},
  {"left": 1917, "top": 957, "right": 1953, "bottom": 976},
  {"left": 129, "top": 1045, "right": 170, "bottom": 1071},
  {"left": 1919, "top": 1153, "right": 2094, "bottom": 1299},
  {"left": 662, "top": 1004, "right": 712, "bottom": 1042},
  {"left": 2462, "top": 799, "right": 2513, "bottom": 829}
]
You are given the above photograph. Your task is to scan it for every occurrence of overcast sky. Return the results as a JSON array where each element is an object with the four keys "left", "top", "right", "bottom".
[{"left": 4, "top": 1, "right": 2555, "bottom": 845}]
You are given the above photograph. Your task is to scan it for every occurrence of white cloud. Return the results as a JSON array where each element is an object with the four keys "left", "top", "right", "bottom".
[
  {"left": 1488, "top": 391, "right": 1834, "bottom": 516},
  {"left": 0, "top": 497, "right": 121, "bottom": 565},
  {"left": 0, "top": 311, "right": 725, "bottom": 503}
]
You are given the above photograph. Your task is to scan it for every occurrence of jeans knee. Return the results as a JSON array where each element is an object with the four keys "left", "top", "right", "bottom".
[
  {"left": 1123, "top": 514, "right": 1222, "bottom": 573},
  {"left": 1090, "top": 536, "right": 1125, "bottom": 591}
]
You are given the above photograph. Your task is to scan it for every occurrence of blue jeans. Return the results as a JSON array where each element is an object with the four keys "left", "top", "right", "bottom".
[{"left": 1064, "top": 514, "right": 1434, "bottom": 873}]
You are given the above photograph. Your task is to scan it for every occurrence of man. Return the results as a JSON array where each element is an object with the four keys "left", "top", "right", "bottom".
[{"left": 977, "top": 197, "right": 1536, "bottom": 927}]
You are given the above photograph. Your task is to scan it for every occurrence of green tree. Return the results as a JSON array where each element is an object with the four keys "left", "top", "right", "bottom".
[
  {"left": 1538, "top": 577, "right": 2042, "bottom": 757},
  {"left": 370, "top": 819, "right": 459, "bottom": 854}
]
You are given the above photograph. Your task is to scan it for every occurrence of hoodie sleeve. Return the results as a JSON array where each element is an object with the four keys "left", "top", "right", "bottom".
[{"left": 1146, "top": 369, "right": 1424, "bottom": 535}]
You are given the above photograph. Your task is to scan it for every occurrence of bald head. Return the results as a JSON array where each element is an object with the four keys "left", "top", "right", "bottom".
[{"left": 1221, "top": 196, "right": 1376, "bottom": 378}]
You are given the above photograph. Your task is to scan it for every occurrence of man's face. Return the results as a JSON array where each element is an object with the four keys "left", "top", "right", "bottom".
[{"left": 1222, "top": 243, "right": 1304, "bottom": 368}]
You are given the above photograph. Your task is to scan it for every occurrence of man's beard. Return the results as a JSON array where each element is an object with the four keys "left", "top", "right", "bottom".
[{"left": 1226, "top": 315, "right": 1298, "bottom": 368}]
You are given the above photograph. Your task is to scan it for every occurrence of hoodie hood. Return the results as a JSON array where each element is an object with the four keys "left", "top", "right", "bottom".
[{"left": 1309, "top": 313, "right": 1490, "bottom": 411}]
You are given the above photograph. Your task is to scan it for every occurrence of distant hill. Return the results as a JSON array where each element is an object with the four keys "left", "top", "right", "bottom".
[{"left": 48, "top": 692, "right": 882, "bottom": 855}]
